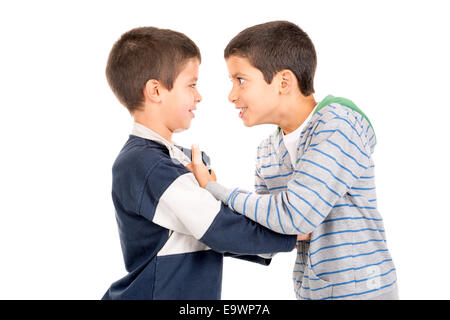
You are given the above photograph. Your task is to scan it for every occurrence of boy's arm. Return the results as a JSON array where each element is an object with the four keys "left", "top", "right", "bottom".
[
  {"left": 255, "top": 167, "right": 311, "bottom": 242},
  {"left": 204, "top": 116, "right": 371, "bottom": 235},
  {"left": 255, "top": 167, "right": 270, "bottom": 194},
  {"left": 140, "top": 157, "right": 296, "bottom": 255}
]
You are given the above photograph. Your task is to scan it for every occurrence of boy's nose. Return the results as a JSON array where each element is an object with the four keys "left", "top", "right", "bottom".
[
  {"left": 228, "top": 89, "right": 238, "bottom": 104},
  {"left": 196, "top": 91, "right": 202, "bottom": 103}
]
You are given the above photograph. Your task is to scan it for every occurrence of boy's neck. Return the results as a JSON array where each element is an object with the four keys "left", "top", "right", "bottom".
[
  {"left": 133, "top": 109, "right": 173, "bottom": 143},
  {"left": 278, "top": 94, "right": 316, "bottom": 135}
]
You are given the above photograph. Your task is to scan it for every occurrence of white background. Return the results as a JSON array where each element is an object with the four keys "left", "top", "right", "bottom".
[{"left": 1, "top": 0, "right": 449, "bottom": 299}]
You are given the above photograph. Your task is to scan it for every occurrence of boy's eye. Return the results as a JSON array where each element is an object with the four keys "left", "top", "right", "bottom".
[
  {"left": 190, "top": 83, "right": 197, "bottom": 88},
  {"left": 238, "top": 77, "right": 245, "bottom": 85}
]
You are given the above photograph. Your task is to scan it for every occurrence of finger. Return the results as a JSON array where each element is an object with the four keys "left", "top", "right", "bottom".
[
  {"left": 297, "top": 233, "right": 312, "bottom": 241},
  {"left": 191, "top": 144, "right": 202, "bottom": 165}
]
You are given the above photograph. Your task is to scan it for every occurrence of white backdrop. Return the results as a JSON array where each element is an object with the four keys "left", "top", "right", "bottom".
[{"left": 1, "top": 0, "right": 449, "bottom": 300}]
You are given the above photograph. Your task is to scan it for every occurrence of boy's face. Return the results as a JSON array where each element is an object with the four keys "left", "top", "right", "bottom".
[
  {"left": 226, "top": 56, "right": 279, "bottom": 127},
  {"left": 161, "top": 58, "right": 202, "bottom": 132}
]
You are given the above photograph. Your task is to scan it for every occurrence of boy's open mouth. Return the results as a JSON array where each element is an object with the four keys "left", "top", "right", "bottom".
[
  {"left": 237, "top": 107, "right": 248, "bottom": 119},
  {"left": 189, "top": 109, "right": 195, "bottom": 118}
]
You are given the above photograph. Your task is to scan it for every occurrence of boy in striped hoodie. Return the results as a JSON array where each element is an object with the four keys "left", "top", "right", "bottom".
[{"left": 188, "top": 21, "right": 398, "bottom": 300}]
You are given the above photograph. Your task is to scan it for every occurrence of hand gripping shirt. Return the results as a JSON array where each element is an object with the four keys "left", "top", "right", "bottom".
[
  {"left": 102, "top": 123, "right": 296, "bottom": 300},
  {"left": 206, "top": 95, "right": 398, "bottom": 300}
]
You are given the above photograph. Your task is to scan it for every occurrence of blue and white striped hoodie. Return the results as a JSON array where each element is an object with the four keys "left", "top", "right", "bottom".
[
  {"left": 206, "top": 95, "right": 398, "bottom": 300},
  {"left": 102, "top": 123, "right": 296, "bottom": 300}
]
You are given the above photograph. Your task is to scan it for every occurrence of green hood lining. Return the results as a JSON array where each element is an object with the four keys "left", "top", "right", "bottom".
[
  {"left": 277, "top": 95, "right": 376, "bottom": 144},
  {"left": 315, "top": 95, "right": 376, "bottom": 144}
]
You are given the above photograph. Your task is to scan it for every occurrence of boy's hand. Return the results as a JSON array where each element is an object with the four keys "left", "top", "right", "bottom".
[
  {"left": 297, "top": 233, "right": 312, "bottom": 241},
  {"left": 295, "top": 233, "right": 312, "bottom": 249},
  {"left": 185, "top": 144, "right": 217, "bottom": 188}
]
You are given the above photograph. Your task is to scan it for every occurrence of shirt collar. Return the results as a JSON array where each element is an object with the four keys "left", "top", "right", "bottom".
[
  {"left": 273, "top": 103, "right": 318, "bottom": 151},
  {"left": 131, "top": 122, "right": 191, "bottom": 165}
]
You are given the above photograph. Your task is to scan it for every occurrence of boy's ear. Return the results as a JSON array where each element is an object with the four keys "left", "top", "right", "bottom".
[
  {"left": 143, "top": 79, "right": 163, "bottom": 103},
  {"left": 277, "top": 69, "right": 298, "bottom": 95}
]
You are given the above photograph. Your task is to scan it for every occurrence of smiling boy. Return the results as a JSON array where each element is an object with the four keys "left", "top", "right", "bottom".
[
  {"left": 101, "top": 26, "right": 296, "bottom": 300},
  {"left": 189, "top": 21, "right": 398, "bottom": 300}
]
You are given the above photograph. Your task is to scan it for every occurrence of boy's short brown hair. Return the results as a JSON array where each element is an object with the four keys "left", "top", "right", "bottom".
[
  {"left": 224, "top": 21, "right": 316, "bottom": 96},
  {"left": 106, "top": 27, "right": 201, "bottom": 112}
]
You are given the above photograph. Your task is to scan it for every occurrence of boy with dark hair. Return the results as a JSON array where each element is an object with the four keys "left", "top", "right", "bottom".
[
  {"left": 102, "top": 26, "right": 297, "bottom": 300},
  {"left": 189, "top": 21, "right": 398, "bottom": 300}
]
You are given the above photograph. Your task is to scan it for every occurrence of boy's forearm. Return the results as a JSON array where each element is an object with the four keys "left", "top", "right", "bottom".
[
  {"left": 206, "top": 181, "right": 295, "bottom": 234},
  {"left": 206, "top": 180, "right": 321, "bottom": 236},
  {"left": 205, "top": 182, "right": 311, "bottom": 241}
]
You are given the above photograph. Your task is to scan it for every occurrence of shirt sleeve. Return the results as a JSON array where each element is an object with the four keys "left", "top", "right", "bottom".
[
  {"left": 139, "top": 157, "right": 296, "bottom": 255},
  {"left": 254, "top": 166, "right": 270, "bottom": 195},
  {"left": 205, "top": 115, "right": 371, "bottom": 235}
]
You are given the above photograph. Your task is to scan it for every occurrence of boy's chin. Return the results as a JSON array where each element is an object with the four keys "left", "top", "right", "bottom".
[
  {"left": 173, "top": 128, "right": 187, "bottom": 133},
  {"left": 173, "top": 122, "right": 192, "bottom": 133},
  {"left": 242, "top": 118, "right": 258, "bottom": 127}
]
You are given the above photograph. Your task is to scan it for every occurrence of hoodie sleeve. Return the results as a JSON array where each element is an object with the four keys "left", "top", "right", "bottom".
[{"left": 205, "top": 114, "right": 372, "bottom": 235}]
